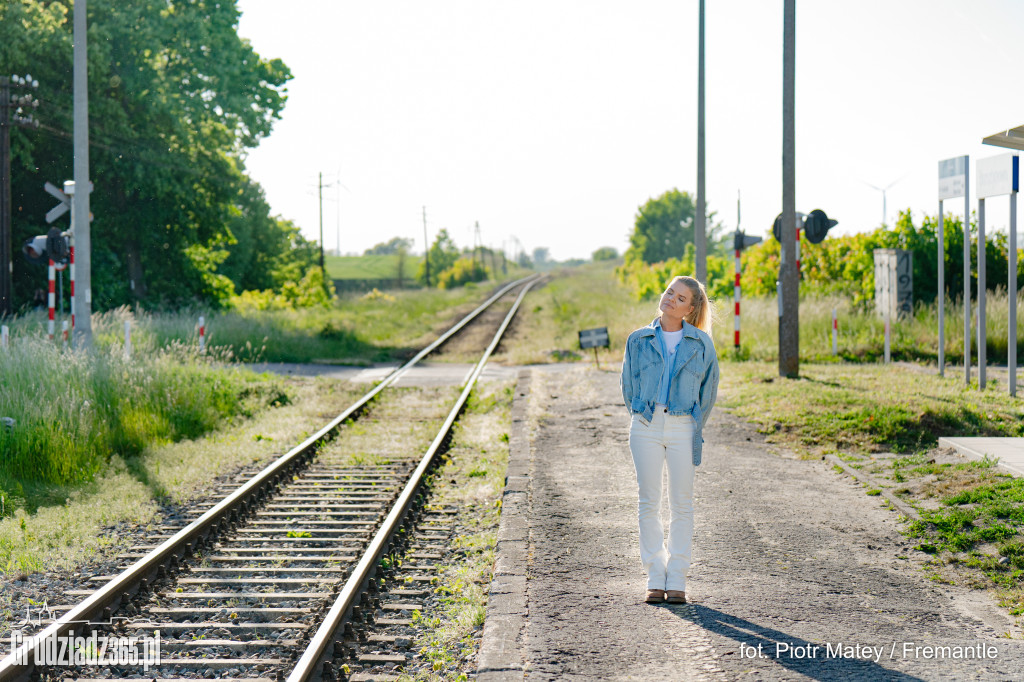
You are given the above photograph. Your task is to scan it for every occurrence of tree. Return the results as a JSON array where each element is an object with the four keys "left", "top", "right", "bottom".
[
  {"left": 365, "top": 237, "right": 414, "bottom": 256},
  {"left": 417, "top": 229, "right": 459, "bottom": 286},
  {"left": 1, "top": 0, "right": 292, "bottom": 309},
  {"left": 592, "top": 246, "right": 619, "bottom": 261},
  {"left": 624, "top": 189, "right": 725, "bottom": 265}
]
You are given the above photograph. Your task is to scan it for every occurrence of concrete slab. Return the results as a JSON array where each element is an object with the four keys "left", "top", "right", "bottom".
[{"left": 939, "top": 437, "right": 1024, "bottom": 477}]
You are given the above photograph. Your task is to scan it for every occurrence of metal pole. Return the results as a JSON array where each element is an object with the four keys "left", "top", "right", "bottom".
[
  {"left": 779, "top": 0, "right": 798, "bottom": 377},
  {"left": 72, "top": 0, "right": 93, "bottom": 348},
  {"left": 0, "top": 77, "right": 11, "bottom": 317},
  {"left": 832, "top": 307, "right": 838, "bottom": 356},
  {"left": 964, "top": 163, "right": 971, "bottom": 385},
  {"left": 978, "top": 197, "right": 986, "bottom": 389},
  {"left": 422, "top": 206, "right": 430, "bottom": 287},
  {"left": 1010, "top": 189, "right": 1017, "bottom": 397},
  {"left": 938, "top": 199, "right": 945, "bottom": 375},
  {"left": 318, "top": 172, "right": 324, "bottom": 272},
  {"left": 695, "top": 0, "right": 707, "bottom": 285}
]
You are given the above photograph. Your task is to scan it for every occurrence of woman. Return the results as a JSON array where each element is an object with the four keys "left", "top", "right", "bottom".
[{"left": 620, "top": 275, "right": 719, "bottom": 604}]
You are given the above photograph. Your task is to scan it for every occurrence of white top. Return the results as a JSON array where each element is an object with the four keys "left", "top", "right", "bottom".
[{"left": 662, "top": 328, "right": 684, "bottom": 357}]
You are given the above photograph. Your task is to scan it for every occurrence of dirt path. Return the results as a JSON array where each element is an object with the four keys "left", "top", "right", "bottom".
[{"left": 496, "top": 364, "right": 1024, "bottom": 681}]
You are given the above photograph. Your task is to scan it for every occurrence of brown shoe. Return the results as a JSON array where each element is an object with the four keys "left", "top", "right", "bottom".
[
  {"left": 665, "top": 590, "right": 687, "bottom": 603},
  {"left": 645, "top": 589, "right": 666, "bottom": 603}
]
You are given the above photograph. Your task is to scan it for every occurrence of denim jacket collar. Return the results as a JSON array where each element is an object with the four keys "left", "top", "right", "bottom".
[{"left": 636, "top": 317, "right": 700, "bottom": 340}]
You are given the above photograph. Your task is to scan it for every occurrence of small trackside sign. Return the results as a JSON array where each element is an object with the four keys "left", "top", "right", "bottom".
[{"left": 578, "top": 327, "right": 610, "bottom": 350}]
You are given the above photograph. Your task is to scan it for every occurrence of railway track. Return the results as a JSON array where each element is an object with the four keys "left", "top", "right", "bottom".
[{"left": 0, "top": 275, "right": 541, "bottom": 682}]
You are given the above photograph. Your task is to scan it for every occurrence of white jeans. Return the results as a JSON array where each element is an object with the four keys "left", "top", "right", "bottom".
[{"left": 628, "top": 409, "right": 696, "bottom": 591}]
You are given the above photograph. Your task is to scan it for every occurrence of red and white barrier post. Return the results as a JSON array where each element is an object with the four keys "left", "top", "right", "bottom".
[
  {"left": 47, "top": 259, "right": 56, "bottom": 340},
  {"left": 734, "top": 248, "right": 741, "bottom": 349},
  {"left": 198, "top": 315, "right": 206, "bottom": 352},
  {"left": 69, "top": 243, "right": 75, "bottom": 335},
  {"left": 62, "top": 320, "right": 69, "bottom": 344},
  {"left": 832, "top": 307, "right": 838, "bottom": 356},
  {"left": 796, "top": 225, "right": 802, "bottom": 275}
]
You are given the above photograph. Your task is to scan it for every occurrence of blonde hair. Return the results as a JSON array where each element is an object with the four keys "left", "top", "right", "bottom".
[{"left": 663, "top": 275, "right": 716, "bottom": 335}]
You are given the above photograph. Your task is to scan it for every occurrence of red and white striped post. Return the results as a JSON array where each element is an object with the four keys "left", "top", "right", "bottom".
[
  {"left": 796, "top": 225, "right": 802, "bottom": 275},
  {"left": 198, "top": 315, "right": 206, "bottom": 352},
  {"left": 69, "top": 244, "right": 75, "bottom": 334},
  {"left": 733, "top": 248, "right": 741, "bottom": 349},
  {"left": 832, "top": 307, "right": 838, "bottom": 356},
  {"left": 47, "top": 259, "right": 56, "bottom": 340}
]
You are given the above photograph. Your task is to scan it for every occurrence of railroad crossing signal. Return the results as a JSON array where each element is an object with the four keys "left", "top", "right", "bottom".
[
  {"left": 44, "top": 181, "right": 70, "bottom": 223},
  {"left": 772, "top": 209, "right": 837, "bottom": 243},
  {"left": 44, "top": 180, "right": 93, "bottom": 224},
  {"left": 733, "top": 230, "right": 762, "bottom": 251}
]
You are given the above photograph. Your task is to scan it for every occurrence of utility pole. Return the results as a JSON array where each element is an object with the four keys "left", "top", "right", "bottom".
[
  {"left": 422, "top": 206, "right": 430, "bottom": 287},
  {"left": 317, "top": 171, "right": 325, "bottom": 272},
  {"left": 779, "top": 0, "right": 798, "bottom": 377},
  {"left": 695, "top": 0, "right": 707, "bottom": 285},
  {"left": 1, "top": 76, "right": 41, "bottom": 317},
  {"left": 473, "top": 221, "right": 482, "bottom": 270},
  {"left": 73, "top": 0, "right": 93, "bottom": 348}
]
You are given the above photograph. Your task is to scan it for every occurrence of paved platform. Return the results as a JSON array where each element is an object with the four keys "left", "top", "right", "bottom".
[
  {"left": 939, "top": 438, "right": 1024, "bottom": 477},
  {"left": 479, "top": 364, "right": 1024, "bottom": 681}
]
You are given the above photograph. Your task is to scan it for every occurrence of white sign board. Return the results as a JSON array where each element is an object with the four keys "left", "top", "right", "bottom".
[
  {"left": 938, "top": 155, "right": 968, "bottom": 200},
  {"left": 977, "top": 153, "right": 1020, "bottom": 198}
]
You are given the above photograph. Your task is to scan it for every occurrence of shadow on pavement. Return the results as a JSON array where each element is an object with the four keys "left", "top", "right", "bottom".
[{"left": 665, "top": 603, "right": 926, "bottom": 682}]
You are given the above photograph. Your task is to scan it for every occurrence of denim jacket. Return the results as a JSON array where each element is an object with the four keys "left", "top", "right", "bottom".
[{"left": 620, "top": 317, "right": 720, "bottom": 466}]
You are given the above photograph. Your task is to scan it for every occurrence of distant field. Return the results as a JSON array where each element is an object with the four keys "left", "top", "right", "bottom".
[{"left": 325, "top": 254, "right": 423, "bottom": 280}]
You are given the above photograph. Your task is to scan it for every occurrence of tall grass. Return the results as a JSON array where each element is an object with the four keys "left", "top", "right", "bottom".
[
  {"left": 1, "top": 281, "right": 504, "bottom": 365},
  {"left": 717, "top": 289, "right": 1023, "bottom": 364},
  {"left": 0, "top": 334, "right": 284, "bottom": 512}
]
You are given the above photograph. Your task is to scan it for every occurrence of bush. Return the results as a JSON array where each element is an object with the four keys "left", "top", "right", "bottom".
[
  {"left": 229, "top": 267, "right": 334, "bottom": 312},
  {"left": 437, "top": 258, "right": 489, "bottom": 289}
]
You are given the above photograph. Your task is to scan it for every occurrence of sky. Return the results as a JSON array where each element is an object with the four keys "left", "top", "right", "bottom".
[{"left": 235, "top": 0, "right": 1024, "bottom": 262}]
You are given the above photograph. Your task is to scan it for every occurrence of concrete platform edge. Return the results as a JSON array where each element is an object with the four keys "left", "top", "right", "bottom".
[
  {"left": 939, "top": 437, "right": 1024, "bottom": 477},
  {"left": 477, "top": 369, "right": 531, "bottom": 681}
]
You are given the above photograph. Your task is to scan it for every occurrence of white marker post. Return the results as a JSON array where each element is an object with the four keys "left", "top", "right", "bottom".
[
  {"left": 832, "top": 308, "right": 838, "bottom": 356},
  {"left": 124, "top": 320, "right": 131, "bottom": 359},
  {"left": 976, "top": 152, "right": 1019, "bottom": 395},
  {"left": 1, "top": 325, "right": 8, "bottom": 350},
  {"left": 938, "top": 156, "right": 967, "bottom": 377},
  {"left": 61, "top": 320, "right": 68, "bottom": 344},
  {"left": 198, "top": 315, "right": 206, "bottom": 352}
]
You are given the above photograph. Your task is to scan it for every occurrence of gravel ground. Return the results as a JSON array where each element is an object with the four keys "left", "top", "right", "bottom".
[{"left": 518, "top": 364, "right": 1024, "bottom": 681}]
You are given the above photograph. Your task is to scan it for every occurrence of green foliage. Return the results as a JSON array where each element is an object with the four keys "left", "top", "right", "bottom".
[
  {"left": 737, "top": 210, "right": 1021, "bottom": 306},
  {"left": 0, "top": 336, "right": 281, "bottom": 504},
  {"left": 229, "top": 267, "right": 334, "bottom": 312},
  {"left": 624, "top": 188, "right": 725, "bottom": 265},
  {"left": 591, "top": 246, "right": 619, "bottom": 261},
  {"left": 365, "top": 237, "right": 414, "bottom": 256},
  {"left": 1, "top": 0, "right": 295, "bottom": 310},
  {"left": 418, "top": 229, "right": 460, "bottom": 286},
  {"left": 616, "top": 242, "right": 734, "bottom": 302},
  {"left": 436, "top": 257, "right": 489, "bottom": 289}
]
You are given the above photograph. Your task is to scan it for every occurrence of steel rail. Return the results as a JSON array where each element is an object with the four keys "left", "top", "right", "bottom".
[
  {"left": 0, "top": 274, "right": 539, "bottom": 682},
  {"left": 288, "top": 277, "right": 540, "bottom": 682}
]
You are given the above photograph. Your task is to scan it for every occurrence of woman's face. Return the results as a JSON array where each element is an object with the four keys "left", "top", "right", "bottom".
[{"left": 659, "top": 279, "right": 696, "bottom": 325}]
